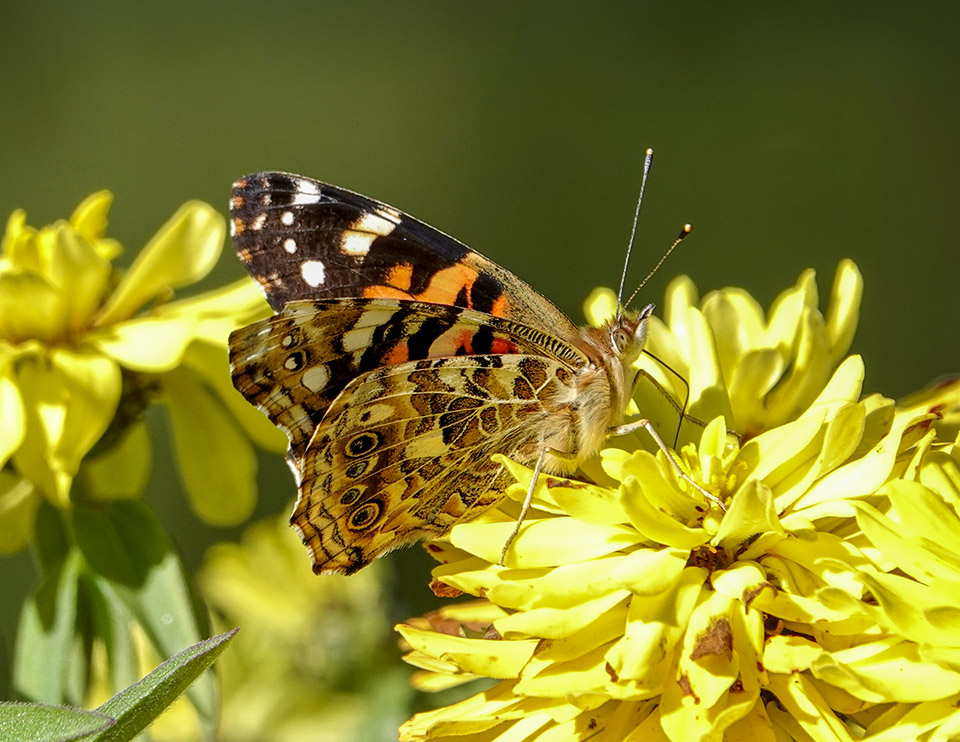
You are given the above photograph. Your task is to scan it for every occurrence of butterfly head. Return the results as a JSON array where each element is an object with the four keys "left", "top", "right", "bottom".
[
  {"left": 609, "top": 302, "right": 655, "bottom": 368},
  {"left": 578, "top": 303, "right": 656, "bottom": 424}
]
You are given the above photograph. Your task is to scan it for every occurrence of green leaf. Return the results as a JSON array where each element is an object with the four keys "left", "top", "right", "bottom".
[
  {"left": 32, "top": 499, "right": 70, "bottom": 574},
  {"left": 69, "top": 500, "right": 216, "bottom": 733},
  {"left": 13, "top": 549, "right": 85, "bottom": 705},
  {"left": 91, "top": 629, "right": 237, "bottom": 742},
  {"left": 0, "top": 701, "right": 113, "bottom": 742},
  {"left": 79, "top": 576, "right": 139, "bottom": 696}
]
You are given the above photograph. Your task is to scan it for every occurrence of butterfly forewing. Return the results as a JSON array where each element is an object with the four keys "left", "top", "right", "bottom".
[{"left": 231, "top": 172, "right": 579, "bottom": 337}]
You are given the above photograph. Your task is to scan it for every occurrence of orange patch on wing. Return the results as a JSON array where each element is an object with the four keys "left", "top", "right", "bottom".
[
  {"left": 385, "top": 263, "right": 415, "bottom": 292},
  {"left": 363, "top": 285, "right": 414, "bottom": 300},
  {"left": 491, "top": 338, "right": 519, "bottom": 354},
  {"left": 415, "top": 265, "right": 478, "bottom": 306},
  {"left": 382, "top": 344, "right": 410, "bottom": 364},
  {"left": 489, "top": 295, "right": 510, "bottom": 318}
]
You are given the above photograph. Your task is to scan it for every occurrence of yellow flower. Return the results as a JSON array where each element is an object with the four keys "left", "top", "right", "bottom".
[
  {"left": 397, "top": 262, "right": 960, "bottom": 741},
  {"left": 0, "top": 191, "right": 285, "bottom": 552},
  {"left": 585, "top": 258, "right": 863, "bottom": 445}
]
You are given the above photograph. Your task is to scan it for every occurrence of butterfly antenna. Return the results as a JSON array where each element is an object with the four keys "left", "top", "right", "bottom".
[
  {"left": 616, "top": 147, "right": 655, "bottom": 316},
  {"left": 621, "top": 223, "right": 693, "bottom": 311}
]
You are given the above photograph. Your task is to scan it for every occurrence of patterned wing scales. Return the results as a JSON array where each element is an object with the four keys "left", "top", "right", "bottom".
[
  {"left": 229, "top": 298, "right": 589, "bottom": 469},
  {"left": 230, "top": 172, "right": 580, "bottom": 338},
  {"left": 291, "top": 354, "right": 580, "bottom": 574}
]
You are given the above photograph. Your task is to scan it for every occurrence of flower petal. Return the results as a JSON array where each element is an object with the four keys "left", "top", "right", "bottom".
[
  {"left": 12, "top": 350, "right": 120, "bottom": 504},
  {"left": 0, "top": 364, "right": 26, "bottom": 466},
  {"left": 69, "top": 190, "right": 112, "bottom": 243},
  {"left": 825, "top": 260, "right": 862, "bottom": 365},
  {"left": 0, "top": 271, "right": 67, "bottom": 344},
  {"left": 0, "top": 472, "right": 39, "bottom": 553},
  {"left": 162, "top": 366, "right": 256, "bottom": 525},
  {"left": 78, "top": 422, "right": 151, "bottom": 500},
  {"left": 89, "top": 314, "right": 199, "bottom": 372},
  {"left": 96, "top": 201, "right": 225, "bottom": 325}
]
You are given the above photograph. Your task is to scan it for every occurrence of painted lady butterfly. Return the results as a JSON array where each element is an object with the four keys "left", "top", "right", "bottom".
[{"left": 228, "top": 168, "right": 714, "bottom": 575}]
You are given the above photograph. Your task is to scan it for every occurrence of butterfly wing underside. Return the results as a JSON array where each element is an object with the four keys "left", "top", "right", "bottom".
[
  {"left": 228, "top": 171, "right": 595, "bottom": 574},
  {"left": 291, "top": 354, "right": 580, "bottom": 574}
]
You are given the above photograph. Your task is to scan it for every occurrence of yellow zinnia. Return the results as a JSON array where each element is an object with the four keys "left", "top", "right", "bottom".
[{"left": 398, "top": 261, "right": 960, "bottom": 741}]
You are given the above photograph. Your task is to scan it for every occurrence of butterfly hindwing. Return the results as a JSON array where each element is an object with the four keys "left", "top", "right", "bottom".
[
  {"left": 290, "top": 354, "right": 581, "bottom": 574},
  {"left": 228, "top": 297, "right": 590, "bottom": 469},
  {"left": 230, "top": 172, "right": 580, "bottom": 337}
]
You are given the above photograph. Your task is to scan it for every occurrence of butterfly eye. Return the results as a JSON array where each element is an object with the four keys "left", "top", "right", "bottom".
[{"left": 612, "top": 327, "right": 631, "bottom": 353}]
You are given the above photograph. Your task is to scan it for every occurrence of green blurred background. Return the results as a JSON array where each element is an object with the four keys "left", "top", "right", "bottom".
[{"left": 2, "top": 0, "right": 959, "bottom": 715}]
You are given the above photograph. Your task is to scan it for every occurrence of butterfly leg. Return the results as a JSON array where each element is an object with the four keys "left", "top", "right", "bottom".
[
  {"left": 609, "top": 419, "right": 727, "bottom": 511},
  {"left": 498, "top": 445, "right": 577, "bottom": 566}
]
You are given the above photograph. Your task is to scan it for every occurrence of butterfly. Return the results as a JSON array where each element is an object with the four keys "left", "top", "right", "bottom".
[{"left": 228, "top": 170, "right": 715, "bottom": 575}]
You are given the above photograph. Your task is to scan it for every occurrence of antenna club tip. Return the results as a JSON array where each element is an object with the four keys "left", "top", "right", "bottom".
[
  {"left": 645, "top": 147, "right": 654, "bottom": 155},
  {"left": 680, "top": 223, "right": 693, "bottom": 236}
]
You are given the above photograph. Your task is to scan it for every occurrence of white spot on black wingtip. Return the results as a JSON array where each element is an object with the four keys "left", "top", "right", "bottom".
[
  {"left": 300, "top": 259, "right": 326, "bottom": 287},
  {"left": 281, "top": 211, "right": 295, "bottom": 226},
  {"left": 291, "top": 180, "right": 322, "bottom": 206},
  {"left": 283, "top": 238, "right": 297, "bottom": 254}
]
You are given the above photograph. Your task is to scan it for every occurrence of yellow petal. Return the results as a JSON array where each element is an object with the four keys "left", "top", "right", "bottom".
[
  {"left": 582, "top": 286, "right": 617, "bottom": 326},
  {"left": 49, "top": 348, "right": 122, "bottom": 484},
  {"left": 606, "top": 566, "right": 706, "bottom": 689},
  {"left": 702, "top": 287, "right": 766, "bottom": 381},
  {"left": 0, "top": 271, "right": 67, "bottom": 344},
  {"left": 180, "top": 340, "right": 286, "bottom": 454},
  {"left": 825, "top": 260, "right": 862, "bottom": 365},
  {"left": 0, "top": 472, "right": 39, "bottom": 553},
  {"left": 69, "top": 190, "right": 113, "bottom": 243},
  {"left": 619, "top": 478, "right": 710, "bottom": 550},
  {"left": 2, "top": 209, "right": 40, "bottom": 271},
  {"left": 397, "top": 624, "right": 537, "bottom": 679},
  {"left": 11, "top": 350, "right": 117, "bottom": 504},
  {"left": 813, "top": 638, "right": 960, "bottom": 703},
  {"left": 0, "top": 367, "right": 26, "bottom": 466},
  {"left": 47, "top": 223, "right": 112, "bottom": 330},
  {"left": 78, "top": 422, "right": 151, "bottom": 500},
  {"left": 89, "top": 314, "right": 199, "bottom": 372},
  {"left": 765, "top": 672, "right": 858, "bottom": 742},
  {"left": 162, "top": 366, "right": 256, "bottom": 525},
  {"left": 714, "top": 479, "right": 785, "bottom": 553},
  {"left": 96, "top": 201, "right": 225, "bottom": 325},
  {"left": 454, "top": 515, "right": 645, "bottom": 569},
  {"left": 683, "top": 306, "right": 734, "bottom": 426},
  {"left": 494, "top": 591, "right": 629, "bottom": 640}
]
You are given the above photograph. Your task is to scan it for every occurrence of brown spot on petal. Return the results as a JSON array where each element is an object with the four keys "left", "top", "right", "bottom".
[
  {"left": 678, "top": 673, "right": 699, "bottom": 703},
  {"left": 742, "top": 581, "right": 773, "bottom": 608},
  {"left": 430, "top": 579, "right": 464, "bottom": 599},
  {"left": 690, "top": 617, "right": 734, "bottom": 661}
]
